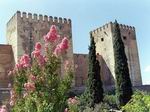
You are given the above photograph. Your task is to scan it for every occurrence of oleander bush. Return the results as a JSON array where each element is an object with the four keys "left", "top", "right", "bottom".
[{"left": 8, "top": 25, "right": 73, "bottom": 112}]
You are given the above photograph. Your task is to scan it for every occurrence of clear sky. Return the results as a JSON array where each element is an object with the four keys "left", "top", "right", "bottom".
[{"left": 0, "top": 0, "right": 150, "bottom": 84}]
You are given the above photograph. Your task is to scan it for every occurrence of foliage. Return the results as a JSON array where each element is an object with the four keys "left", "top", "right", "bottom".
[
  {"left": 122, "top": 91, "right": 150, "bottom": 112},
  {"left": 103, "top": 95, "right": 117, "bottom": 109},
  {"left": 8, "top": 25, "right": 73, "bottom": 112},
  {"left": 112, "top": 20, "right": 133, "bottom": 107},
  {"left": 66, "top": 96, "right": 80, "bottom": 112},
  {"left": 82, "top": 103, "right": 110, "bottom": 112},
  {"left": 85, "top": 33, "right": 104, "bottom": 107}
]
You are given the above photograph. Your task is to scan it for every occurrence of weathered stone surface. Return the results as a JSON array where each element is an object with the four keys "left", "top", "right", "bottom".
[
  {"left": 91, "top": 22, "right": 142, "bottom": 86},
  {"left": 0, "top": 45, "right": 14, "bottom": 88}
]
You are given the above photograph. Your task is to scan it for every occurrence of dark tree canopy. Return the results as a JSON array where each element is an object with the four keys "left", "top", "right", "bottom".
[
  {"left": 113, "top": 20, "right": 133, "bottom": 107},
  {"left": 86, "top": 33, "right": 104, "bottom": 106}
]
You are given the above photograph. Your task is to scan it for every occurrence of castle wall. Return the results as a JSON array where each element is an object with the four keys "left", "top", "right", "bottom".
[
  {"left": 74, "top": 54, "right": 88, "bottom": 87},
  {"left": 91, "top": 22, "right": 115, "bottom": 87},
  {"left": 6, "top": 11, "right": 74, "bottom": 80},
  {"left": 91, "top": 22, "right": 142, "bottom": 86},
  {"left": 119, "top": 25, "right": 142, "bottom": 86},
  {"left": 0, "top": 45, "right": 14, "bottom": 88}
]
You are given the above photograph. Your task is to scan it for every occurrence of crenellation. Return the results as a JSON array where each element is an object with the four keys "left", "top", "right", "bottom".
[
  {"left": 22, "top": 12, "right": 27, "bottom": 18},
  {"left": 7, "top": 11, "right": 72, "bottom": 26},
  {"left": 49, "top": 16, "right": 53, "bottom": 23},
  {"left": 28, "top": 13, "right": 32, "bottom": 21},
  {"left": 39, "top": 14, "right": 43, "bottom": 21},
  {"left": 33, "top": 14, "right": 38, "bottom": 20},
  {"left": 54, "top": 17, "right": 58, "bottom": 23},
  {"left": 59, "top": 17, "right": 62, "bottom": 23},
  {"left": 63, "top": 18, "right": 67, "bottom": 23},
  {"left": 44, "top": 15, "right": 48, "bottom": 21},
  {"left": 16, "top": 11, "right": 21, "bottom": 17},
  {"left": 68, "top": 19, "right": 71, "bottom": 24}
]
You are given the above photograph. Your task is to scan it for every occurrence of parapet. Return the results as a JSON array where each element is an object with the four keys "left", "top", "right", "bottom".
[
  {"left": 7, "top": 11, "right": 72, "bottom": 26},
  {"left": 91, "top": 21, "right": 135, "bottom": 36}
]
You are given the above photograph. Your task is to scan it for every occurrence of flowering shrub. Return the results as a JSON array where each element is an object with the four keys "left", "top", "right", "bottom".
[
  {"left": 9, "top": 25, "right": 73, "bottom": 112},
  {"left": 0, "top": 105, "right": 8, "bottom": 112},
  {"left": 65, "top": 96, "right": 79, "bottom": 112}
]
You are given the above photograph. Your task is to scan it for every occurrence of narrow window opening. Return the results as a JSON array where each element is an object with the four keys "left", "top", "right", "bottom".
[
  {"left": 123, "top": 36, "right": 127, "bottom": 40},
  {"left": 101, "top": 38, "right": 104, "bottom": 41}
]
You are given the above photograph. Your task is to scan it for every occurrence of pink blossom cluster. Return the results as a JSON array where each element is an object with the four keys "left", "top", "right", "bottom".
[
  {"left": 15, "top": 54, "right": 31, "bottom": 70},
  {"left": 67, "top": 96, "right": 79, "bottom": 105},
  {"left": 24, "top": 82, "right": 35, "bottom": 91},
  {"left": 44, "top": 25, "right": 59, "bottom": 43},
  {"left": 9, "top": 90, "right": 16, "bottom": 106},
  {"left": 64, "top": 108, "right": 69, "bottom": 112},
  {"left": 29, "top": 74, "right": 36, "bottom": 81},
  {"left": 0, "top": 105, "right": 7, "bottom": 112},
  {"left": 32, "top": 42, "right": 46, "bottom": 66},
  {"left": 54, "top": 37, "right": 69, "bottom": 56}
]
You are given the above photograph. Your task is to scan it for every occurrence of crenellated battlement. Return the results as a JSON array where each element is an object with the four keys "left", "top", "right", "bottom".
[
  {"left": 91, "top": 22, "right": 135, "bottom": 35},
  {"left": 7, "top": 11, "right": 71, "bottom": 26}
]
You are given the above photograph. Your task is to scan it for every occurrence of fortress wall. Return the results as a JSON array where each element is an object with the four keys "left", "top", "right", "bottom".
[
  {"left": 6, "top": 13, "right": 18, "bottom": 62},
  {"left": 0, "top": 45, "right": 14, "bottom": 88},
  {"left": 74, "top": 54, "right": 88, "bottom": 87},
  {"left": 91, "top": 22, "right": 115, "bottom": 86},
  {"left": 6, "top": 11, "right": 74, "bottom": 81},
  {"left": 118, "top": 25, "right": 142, "bottom": 86},
  {"left": 91, "top": 22, "right": 142, "bottom": 86}
]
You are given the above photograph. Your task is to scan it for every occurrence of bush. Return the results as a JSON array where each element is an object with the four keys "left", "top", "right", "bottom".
[
  {"left": 103, "top": 95, "right": 118, "bottom": 109},
  {"left": 9, "top": 25, "right": 73, "bottom": 112},
  {"left": 82, "top": 103, "right": 110, "bottom": 112},
  {"left": 122, "top": 91, "right": 150, "bottom": 112}
]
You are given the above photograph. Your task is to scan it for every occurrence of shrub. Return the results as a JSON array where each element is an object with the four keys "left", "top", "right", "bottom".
[
  {"left": 9, "top": 25, "right": 73, "bottom": 112},
  {"left": 122, "top": 91, "right": 150, "bottom": 112},
  {"left": 103, "top": 95, "right": 117, "bottom": 109}
]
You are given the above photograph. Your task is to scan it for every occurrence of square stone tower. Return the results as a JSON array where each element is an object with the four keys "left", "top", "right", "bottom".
[
  {"left": 91, "top": 22, "right": 142, "bottom": 86},
  {"left": 6, "top": 11, "right": 74, "bottom": 78}
]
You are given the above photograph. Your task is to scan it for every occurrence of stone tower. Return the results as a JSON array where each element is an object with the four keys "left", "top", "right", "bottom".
[
  {"left": 6, "top": 11, "right": 74, "bottom": 77},
  {"left": 91, "top": 22, "right": 142, "bottom": 86}
]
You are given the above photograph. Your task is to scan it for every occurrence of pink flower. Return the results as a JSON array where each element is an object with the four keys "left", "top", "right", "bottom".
[
  {"left": 53, "top": 45, "right": 62, "bottom": 57},
  {"left": 37, "top": 55, "right": 46, "bottom": 66},
  {"left": 23, "top": 92, "right": 28, "bottom": 98},
  {"left": 15, "top": 63, "right": 23, "bottom": 70},
  {"left": 9, "top": 100, "right": 15, "bottom": 106},
  {"left": 19, "top": 54, "right": 31, "bottom": 68},
  {"left": 43, "top": 25, "right": 58, "bottom": 43},
  {"left": 32, "top": 50, "right": 41, "bottom": 58},
  {"left": 29, "top": 74, "right": 36, "bottom": 81},
  {"left": 64, "top": 108, "right": 69, "bottom": 112},
  {"left": 0, "top": 105, "right": 7, "bottom": 112},
  {"left": 53, "top": 37, "right": 69, "bottom": 56},
  {"left": 59, "top": 43, "right": 68, "bottom": 50},
  {"left": 67, "top": 96, "right": 79, "bottom": 105},
  {"left": 44, "top": 43, "right": 49, "bottom": 52},
  {"left": 35, "top": 42, "right": 42, "bottom": 51},
  {"left": 24, "top": 82, "right": 36, "bottom": 91},
  {"left": 8, "top": 71, "right": 13, "bottom": 76},
  {"left": 62, "top": 37, "right": 69, "bottom": 45}
]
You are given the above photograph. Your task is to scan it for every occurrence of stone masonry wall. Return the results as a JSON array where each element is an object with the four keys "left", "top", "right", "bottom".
[
  {"left": 6, "top": 11, "right": 75, "bottom": 81},
  {"left": 91, "top": 22, "right": 142, "bottom": 86},
  {"left": 0, "top": 45, "right": 14, "bottom": 88}
]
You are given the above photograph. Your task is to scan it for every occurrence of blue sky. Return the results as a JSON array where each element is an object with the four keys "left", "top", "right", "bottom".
[{"left": 0, "top": 0, "right": 150, "bottom": 84}]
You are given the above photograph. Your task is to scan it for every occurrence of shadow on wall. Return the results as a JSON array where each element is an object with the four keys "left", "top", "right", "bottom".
[{"left": 98, "top": 56, "right": 115, "bottom": 91}]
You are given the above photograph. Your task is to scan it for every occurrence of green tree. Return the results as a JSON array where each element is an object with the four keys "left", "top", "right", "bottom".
[
  {"left": 112, "top": 20, "right": 133, "bottom": 107},
  {"left": 86, "top": 33, "right": 104, "bottom": 106}
]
